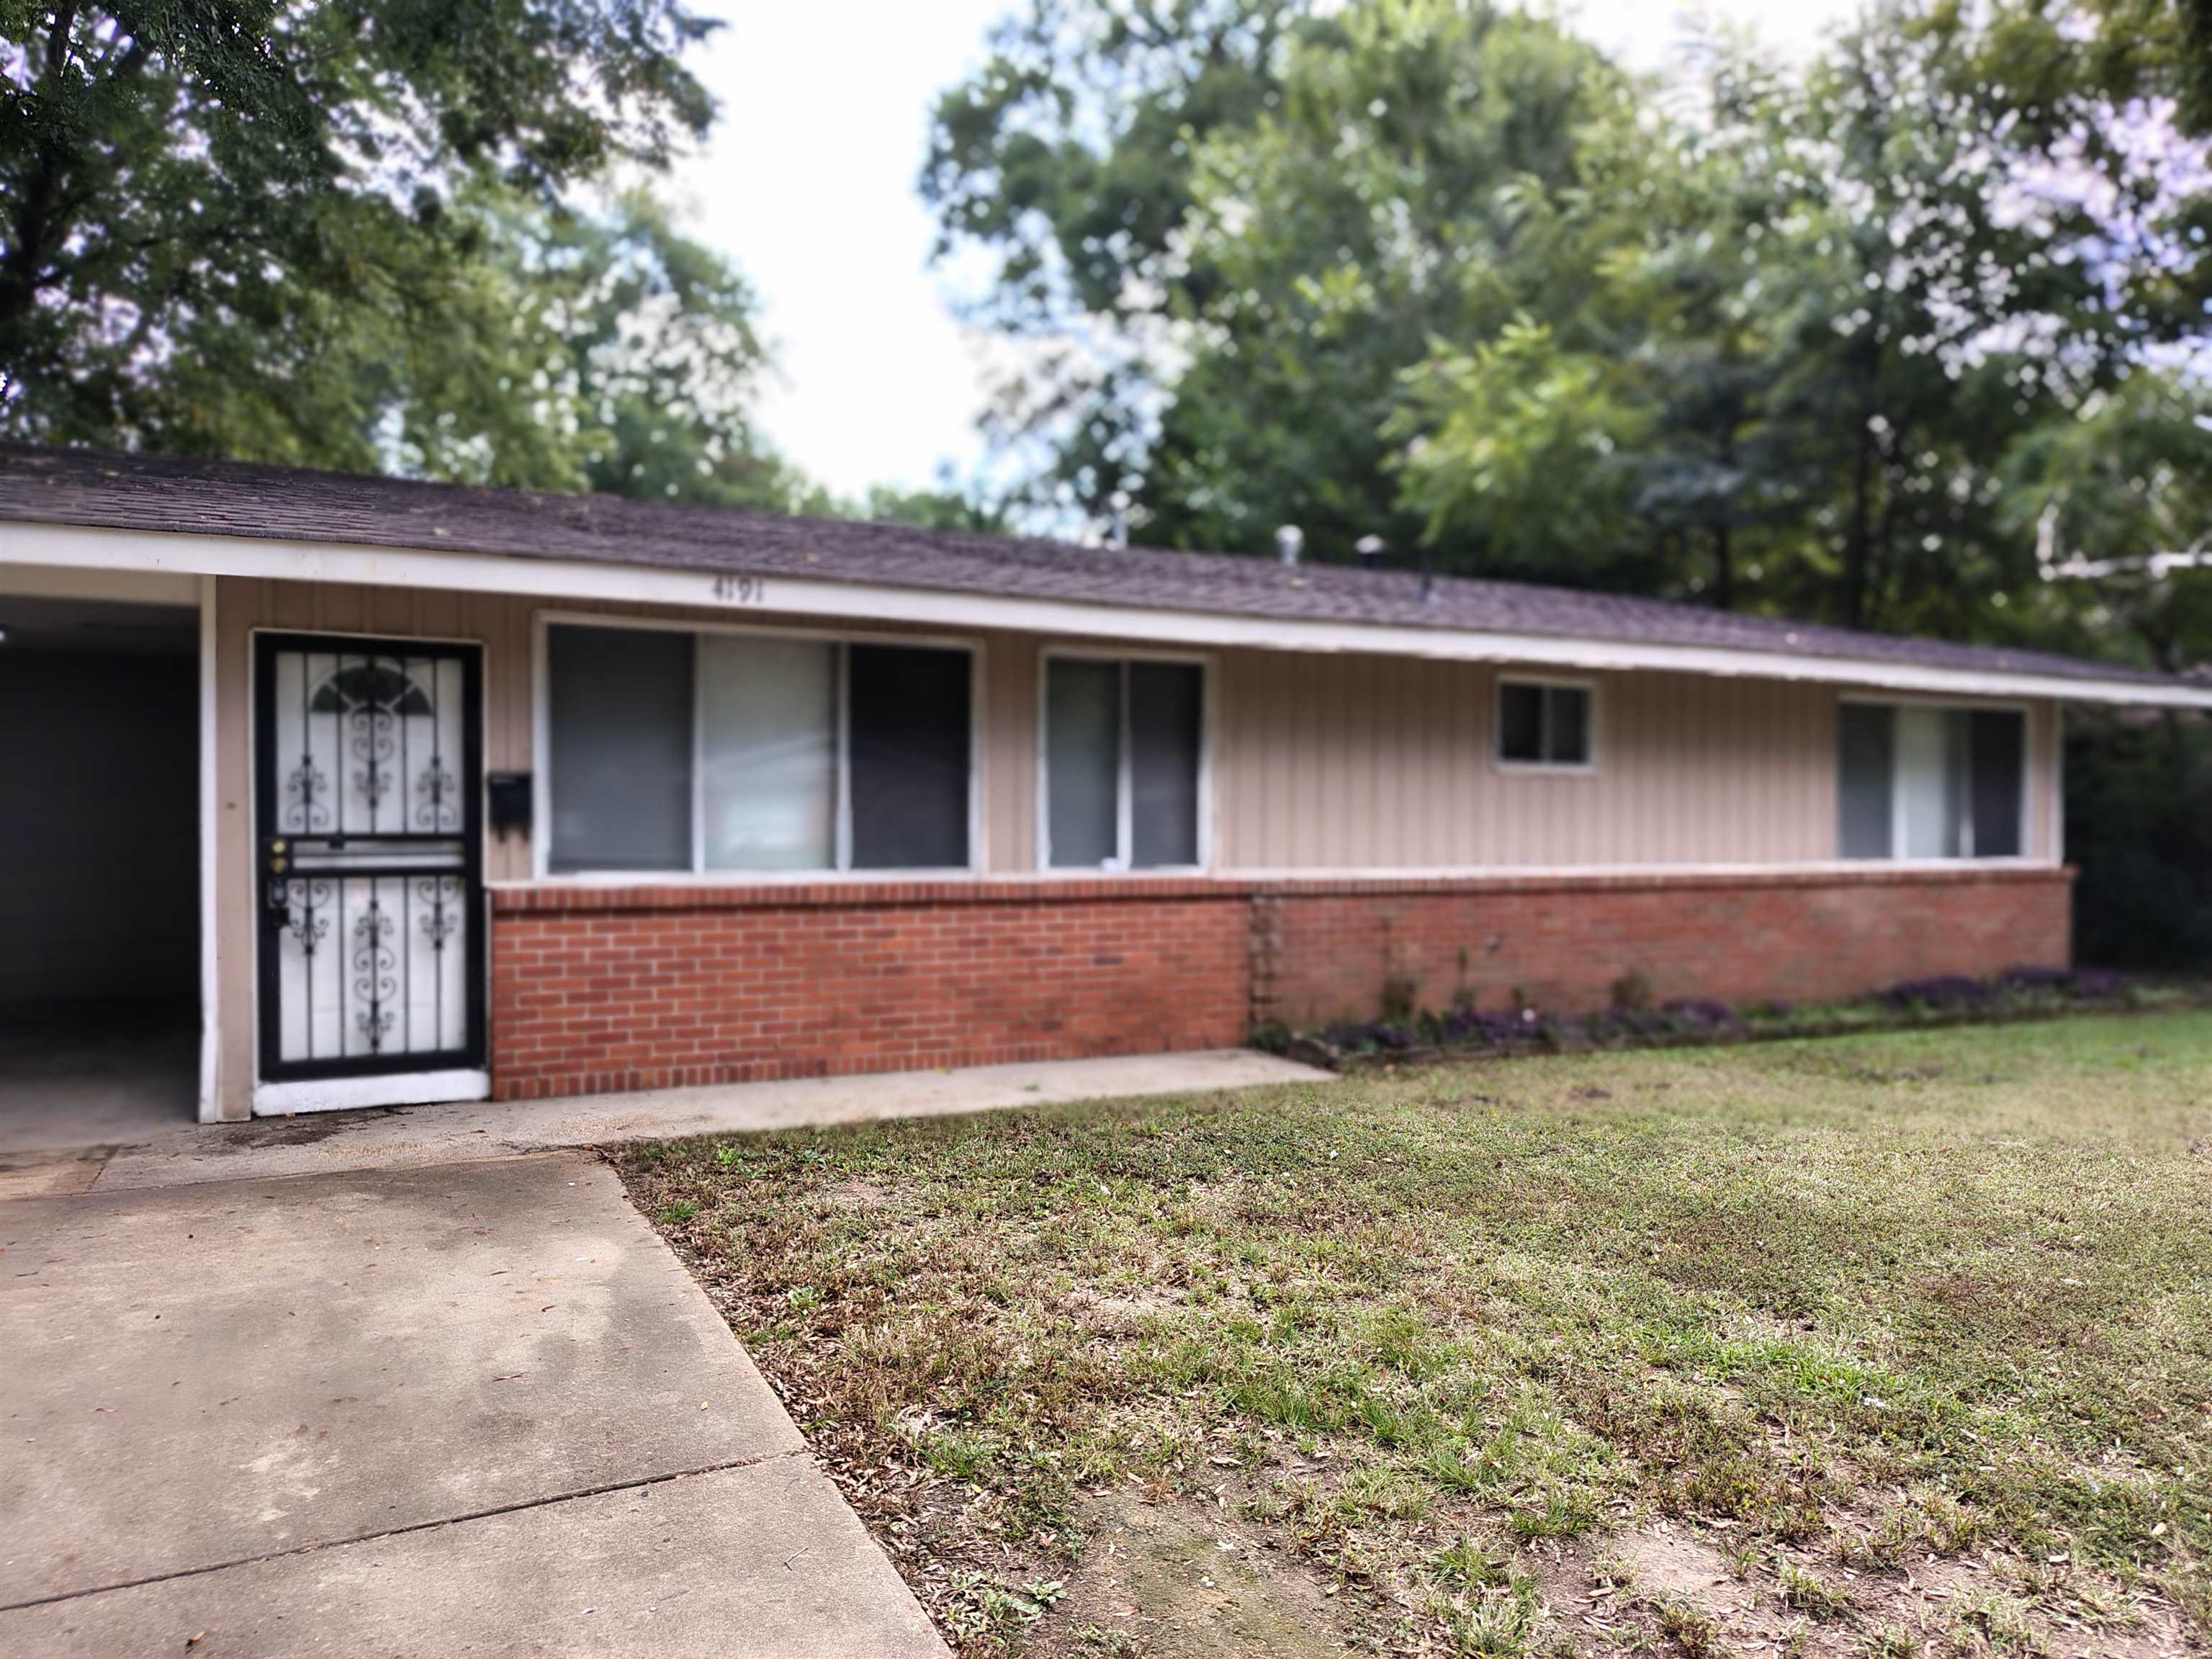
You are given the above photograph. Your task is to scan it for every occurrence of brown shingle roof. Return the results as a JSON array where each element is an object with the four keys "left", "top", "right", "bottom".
[{"left": 0, "top": 443, "right": 2182, "bottom": 690}]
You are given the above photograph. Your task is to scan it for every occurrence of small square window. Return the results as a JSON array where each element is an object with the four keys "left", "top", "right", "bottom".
[{"left": 1496, "top": 680, "right": 1591, "bottom": 768}]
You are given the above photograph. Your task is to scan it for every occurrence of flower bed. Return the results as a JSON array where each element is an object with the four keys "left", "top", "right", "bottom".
[{"left": 1254, "top": 966, "right": 2197, "bottom": 1071}]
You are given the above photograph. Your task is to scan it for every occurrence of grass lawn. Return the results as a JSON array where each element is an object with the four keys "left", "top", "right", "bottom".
[{"left": 619, "top": 1013, "right": 2212, "bottom": 1658}]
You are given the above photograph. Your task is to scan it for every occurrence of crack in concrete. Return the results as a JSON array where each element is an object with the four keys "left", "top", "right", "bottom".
[{"left": 0, "top": 1446, "right": 813, "bottom": 1615}]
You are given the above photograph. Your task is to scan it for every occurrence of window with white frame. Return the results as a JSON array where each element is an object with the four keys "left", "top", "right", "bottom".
[
  {"left": 1041, "top": 655, "right": 1205, "bottom": 870},
  {"left": 1495, "top": 678, "right": 1592, "bottom": 768},
  {"left": 544, "top": 623, "right": 974, "bottom": 874},
  {"left": 1836, "top": 701, "right": 2023, "bottom": 860}
]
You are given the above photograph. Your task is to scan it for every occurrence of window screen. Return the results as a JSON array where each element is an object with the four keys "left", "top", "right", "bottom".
[
  {"left": 1497, "top": 680, "right": 1590, "bottom": 766},
  {"left": 848, "top": 644, "right": 972, "bottom": 869},
  {"left": 1130, "top": 661, "right": 1203, "bottom": 868},
  {"left": 1046, "top": 659, "right": 1122, "bottom": 868},
  {"left": 701, "top": 634, "right": 836, "bottom": 871},
  {"left": 547, "top": 624, "right": 693, "bottom": 873},
  {"left": 1837, "top": 703, "right": 1894, "bottom": 859},
  {"left": 1969, "top": 709, "right": 2024, "bottom": 858}
]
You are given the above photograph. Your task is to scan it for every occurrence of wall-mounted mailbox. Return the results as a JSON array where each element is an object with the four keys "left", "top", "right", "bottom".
[{"left": 487, "top": 773, "right": 533, "bottom": 839}]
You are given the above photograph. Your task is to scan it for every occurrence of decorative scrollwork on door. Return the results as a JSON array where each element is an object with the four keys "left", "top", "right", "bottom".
[
  {"left": 261, "top": 636, "right": 480, "bottom": 1078},
  {"left": 282, "top": 655, "right": 457, "bottom": 836},
  {"left": 281, "top": 878, "right": 334, "bottom": 956},
  {"left": 285, "top": 759, "right": 331, "bottom": 833},
  {"left": 349, "top": 896, "right": 399, "bottom": 1051},
  {"left": 415, "top": 876, "right": 461, "bottom": 950},
  {"left": 415, "top": 760, "right": 459, "bottom": 833}
]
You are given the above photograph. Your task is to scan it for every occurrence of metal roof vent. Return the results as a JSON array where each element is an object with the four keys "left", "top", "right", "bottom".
[
  {"left": 1275, "top": 524, "right": 1304, "bottom": 567},
  {"left": 1356, "top": 534, "right": 1386, "bottom": 570}
]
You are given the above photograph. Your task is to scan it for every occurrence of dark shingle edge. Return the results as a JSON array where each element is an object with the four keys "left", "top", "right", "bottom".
[{"left": 0, "top": 443, "right": 2185, "bottom": 691}]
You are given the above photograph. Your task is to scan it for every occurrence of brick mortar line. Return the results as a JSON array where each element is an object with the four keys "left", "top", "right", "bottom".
[{"left": 490, "top": 866, "right": 2077, "bottom": 915}]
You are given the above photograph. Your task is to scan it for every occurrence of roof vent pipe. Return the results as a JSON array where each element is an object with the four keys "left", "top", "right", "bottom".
[
  {"left": 1107, "top": 490, "right": 1130, "bottom": 549},
  {"left": 1275, "top": 524, "right": 1304, "bottom": 567},
  {"left": 1355, "top": 534, "right": 1386, "bottom": 570}
]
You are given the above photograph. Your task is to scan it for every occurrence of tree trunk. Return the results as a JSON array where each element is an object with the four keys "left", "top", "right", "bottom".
[
  {"left": 1843, "top": 413, "right": 1874, "bottom": 630},
  {"left": 1711, "top": 423, "right": 1738, "bottom": 611},
  {"left": 1, "top": 8, "right": 79, "bottom": 352}
]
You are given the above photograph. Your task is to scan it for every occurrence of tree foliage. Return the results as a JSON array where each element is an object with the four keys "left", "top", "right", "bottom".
[
  {"left": 927, "top": 0, "right": 2212, "bottom": 656},
  {"left": 0, "top": 0, "right": 730, "bottom": 478}
]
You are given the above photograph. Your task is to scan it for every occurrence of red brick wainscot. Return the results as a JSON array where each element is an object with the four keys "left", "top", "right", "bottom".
[
  {"left": 488, "top": 866, "right": 2074, "bottom": 1100},
  {"left": 1249, "top": 865, "right": 2076, "bottom": 1030},
  {"left": 487, "top": 878, "right": 1254, "bottom": 1100}
]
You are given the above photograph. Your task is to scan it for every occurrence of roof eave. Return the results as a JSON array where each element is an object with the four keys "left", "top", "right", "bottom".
[{"left": 4, "top": 518, "right": 2207, "bottom": 710}]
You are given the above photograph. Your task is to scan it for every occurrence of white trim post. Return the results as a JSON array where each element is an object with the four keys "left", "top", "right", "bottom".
[{"left": 197, "top": 575, "right": 222, "bottom": 1123}]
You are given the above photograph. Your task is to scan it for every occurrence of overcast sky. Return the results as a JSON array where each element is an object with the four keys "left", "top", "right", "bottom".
[{"left": 673, "top": 0, "right": 1864, "bottom": 500}]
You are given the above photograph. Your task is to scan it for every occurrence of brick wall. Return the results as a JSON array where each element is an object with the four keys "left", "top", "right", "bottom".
[
  {"left": 1250, "top": 867, "right": 2074, "bottom": 1028},
  {"left": 488, "top": 879, "right": 1252, "bottom": 1100},
  {"left": 488, "top": 867, "right": 2073, "bottom": 1100}
]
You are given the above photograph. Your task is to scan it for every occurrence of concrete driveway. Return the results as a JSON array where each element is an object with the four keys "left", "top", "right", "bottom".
[{"left": 0, "top": 1152, "right": 948, "bottom": 1656}]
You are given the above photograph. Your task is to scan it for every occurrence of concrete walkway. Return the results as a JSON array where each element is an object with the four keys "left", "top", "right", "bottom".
[
  {"left": 7, "top": 1048, "right": 1323, "bottom": 1197},
  {"left": 0, "top": 1051, "right": 1328, "bottom": 1656},
  {"left": 0, "top": 1151, "right": 949, "bottom": 1655}
]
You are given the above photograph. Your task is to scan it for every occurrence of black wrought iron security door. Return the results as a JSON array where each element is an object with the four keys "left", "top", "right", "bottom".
[{"left": 255, "top": 634, "right": 485, "bottom": 1081}]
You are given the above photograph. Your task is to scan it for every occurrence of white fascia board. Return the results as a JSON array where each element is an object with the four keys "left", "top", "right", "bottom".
[{"left": 8, "top": 519, "right": 2211, "bottom": 709}]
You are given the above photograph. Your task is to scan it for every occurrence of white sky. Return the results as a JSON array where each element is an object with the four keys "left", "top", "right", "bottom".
[{"left": 673, "top": 0, "right": 1861, "bottom": 499}]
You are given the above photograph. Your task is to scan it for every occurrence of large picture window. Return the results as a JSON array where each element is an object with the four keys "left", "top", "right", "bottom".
[
  {"left": 1042, "top": 655, "right": 1205, "bottom": 870},
  {"left": 1836, "top": 701, "right": 2023, "bottom": 860},
  {"left": 545, "top": 624, "right": 974, "bottom": 875}
]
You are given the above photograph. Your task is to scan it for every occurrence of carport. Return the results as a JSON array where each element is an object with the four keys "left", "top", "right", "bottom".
[{"left": 0, "top": 573, "right": 210, "bottom": 1151}]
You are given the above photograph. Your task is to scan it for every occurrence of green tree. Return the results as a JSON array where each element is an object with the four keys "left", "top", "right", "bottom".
[
  {"left": 928, "top": 0, "right": 1637, "bottom": 564},
  {"left": 1395, "top": 29, "right": 1808, "bottom": 608},
  {"left": 2001, "top": 371, "right": 2212, "bottom": 673},
  {"left": 1964, "top": 0, "right": 2212, "bottom": 136},
  {"left": 924, "top": 0, "right": 1297, "bottom": 335},
  {"left": 923, "top": 0, "right": 1305, "bottom": 524},
  {"left": 850, "top": 482, "right": 1010, "bottom": 534},
  {"left": 117, "top": 184, "right": 809, "bottom": 508},
  {"left": 1393, "top": 316, "right": 1651, "bottom": 577},
  {"left": 933, "top": 0, "right": 2212, "bottom": 634},
  {"left": 1747, "top": 4, "right": 2211, "bottom": 633},
  {"left": 0, "top": 0, "right": 717, "bottom": 454},
  {"left": 1154, "top": 0, "right": 1636, "bottom": 562},
  {"left": 505, "top": 193, "right": 809, "bottom": 511}
]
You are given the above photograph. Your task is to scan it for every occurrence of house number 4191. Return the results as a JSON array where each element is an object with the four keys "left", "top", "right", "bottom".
[{"left": 711, "top": 575, "right": 766, "bottom": 605}]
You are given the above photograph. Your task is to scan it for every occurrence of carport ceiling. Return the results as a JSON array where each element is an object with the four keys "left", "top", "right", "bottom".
[{"left": 0, "top": 596, "right": 195, "bottom": 654}]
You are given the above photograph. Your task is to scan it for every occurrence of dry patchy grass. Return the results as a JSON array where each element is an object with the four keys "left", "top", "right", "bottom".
[{"left": 617, "top": 1013, "right": 2212, "bottom": 1656}]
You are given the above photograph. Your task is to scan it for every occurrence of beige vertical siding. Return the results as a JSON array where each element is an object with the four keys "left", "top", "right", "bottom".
[{"left": 1212, "top": 654, "right": 1855, "bottom": 869}]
